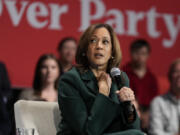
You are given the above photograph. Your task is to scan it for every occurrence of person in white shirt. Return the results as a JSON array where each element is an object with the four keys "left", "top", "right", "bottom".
[{"left": 149, "top": 58, "right": 180, "bottom": 135}]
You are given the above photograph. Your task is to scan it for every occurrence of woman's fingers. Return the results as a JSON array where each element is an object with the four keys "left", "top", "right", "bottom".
[{"left": 116, "top": 87, "right": 135, "bottom": 101}]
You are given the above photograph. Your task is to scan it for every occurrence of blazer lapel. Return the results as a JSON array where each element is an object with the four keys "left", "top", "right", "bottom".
[
  {"left": 79, "top": 69, "right": 120, "bottom": 102},
  {"left": 80, "top": 69, "right": 98, "bottom": 95},
  {"left": 110, "top": 81, "right": 120, "bottom": 103}
]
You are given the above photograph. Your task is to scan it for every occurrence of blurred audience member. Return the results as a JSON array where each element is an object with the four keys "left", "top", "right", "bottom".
[
  {"left": 57, "top": 37, "right": 77, "bottom": 74},
  {"left": 122, "top": 39, "right": 158, "bottom": 107},
  {"left": 0, "top": 62, "right": 12, "bottom": 105},
  {"left": 20, "top": 54, "right": 60, "bottom": 102},
  {"left": 149, "top": 58, "right": 180, "bottom": 135},
  {"left": 122, "top": 39, "right": 158, "bottom": 134},
  {"left": 0, "top": 62, "right": 12, "bottom": 135}
]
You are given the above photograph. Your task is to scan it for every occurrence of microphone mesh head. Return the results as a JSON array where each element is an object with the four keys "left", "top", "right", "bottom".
[{"left": 110, "top": 67, "right": 121, "bottom": 77}]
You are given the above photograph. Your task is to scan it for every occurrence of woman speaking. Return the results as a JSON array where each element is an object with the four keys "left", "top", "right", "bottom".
[{"left": 57, "top": 24, "right": 144, "bottom": 135}]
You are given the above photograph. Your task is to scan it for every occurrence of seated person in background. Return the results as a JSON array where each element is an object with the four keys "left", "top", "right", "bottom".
[
  {"left": 57, "top": 24, "right": 144, "bottom": 135},
  {"left": 149, "top": 58, "right": 180, "bottom": 135},
  {"left": 20, "top": 54, "right": 61, "bottom": 102},
  {"left": 0, "top": 92, "right": 11, "bottom": 135},
  {"left": 122, "top": 39, "right": 158, "bottom": 133},
  {"left": 122, "top": 39, "right": 158, "bottom": 107},
  {"left": 57, "top": 37, "right": 77, "bottom": 74},
  {"left": 0, "top": 62, "right": 12, "bottom": 135},
  {"left": 0, "top": 62, "right": 12, "bottom": 105}
]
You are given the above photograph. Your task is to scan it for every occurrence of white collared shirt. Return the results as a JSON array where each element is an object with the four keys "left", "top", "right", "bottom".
[{"left": 149, "top": 91, "right": 180, "bottom": 135}]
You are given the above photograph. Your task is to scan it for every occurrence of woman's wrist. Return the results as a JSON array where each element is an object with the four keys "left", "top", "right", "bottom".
[
  {"left": 99, "top": 90, "right": 109, "bottom": 96},
  {"left": 99, "top": 85, "right": 109, "bottom": 96}
]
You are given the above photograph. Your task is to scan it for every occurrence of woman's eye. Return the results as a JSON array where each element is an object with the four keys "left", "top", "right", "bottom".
[
  {"left": 103, "top": 40, "right": 109, "bottom": 45},
  {"left": 41, "top": 65, "right": 47, "bottom": 69},
  {"left": 51, "top": 66, "right": 57, "bottom": 69},
  {"left": 90, "top": 39, "right": 97, "bottom": 43}
]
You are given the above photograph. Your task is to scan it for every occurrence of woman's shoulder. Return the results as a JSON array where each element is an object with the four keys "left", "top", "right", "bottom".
[
  {"left": 121, "top": 70, "right": 128, "bottom": 77},
  {"left": 60, "top": 67, "right": 82, "bottom": 83},
  {"left": 58, "top": 67, "right": 86, "bottom": 96},
  {"left": 121, "top": 70, "right": 130, "bottom": 87},
  {"left": 61, "top": 67, "right": 79, "bottom": 77}
]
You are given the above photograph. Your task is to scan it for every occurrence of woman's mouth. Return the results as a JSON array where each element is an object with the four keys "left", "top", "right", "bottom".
[{"left": 94, "top": 53, "right": 104, "bottom": 58}]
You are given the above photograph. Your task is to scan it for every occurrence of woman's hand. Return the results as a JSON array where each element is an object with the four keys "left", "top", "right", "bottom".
[
  {"left": 116, "top": 87, "right": 135, "bottom": 102},
  {"left": 98, "top": 72, "right": 112, "bottom": 96}
]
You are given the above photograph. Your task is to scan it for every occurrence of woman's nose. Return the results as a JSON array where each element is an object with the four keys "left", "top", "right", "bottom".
[{"left": 96, "top": 41, "right": 103, "bottom": 49}]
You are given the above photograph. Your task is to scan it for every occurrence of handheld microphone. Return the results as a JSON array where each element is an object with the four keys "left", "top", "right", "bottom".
[
  {"left": 110, "top": 67, "right": 134, "bottom": 122},
  {"left": 110, "top": 67, "right": 123, "bottom": 89}
]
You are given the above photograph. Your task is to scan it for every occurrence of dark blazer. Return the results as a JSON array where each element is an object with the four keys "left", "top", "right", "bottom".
[
  {"left": 0, "top": 62, "right": 12, "bottom": 135},
  {"left": 0, "top": 62, "right": 11, "bottom": 97},
  {"left": 57, "top": 67, "right": 143, "bottom": 135}
]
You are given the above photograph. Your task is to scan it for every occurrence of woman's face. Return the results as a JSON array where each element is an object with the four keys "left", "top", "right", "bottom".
[
  {"left": 87, "top": 27, "right": 112, "bottom": 70},
  {"left": 40, "top": 58, "right": 60, "bottom": 84}
]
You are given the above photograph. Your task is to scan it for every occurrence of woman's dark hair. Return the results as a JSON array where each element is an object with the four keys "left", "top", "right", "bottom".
[
  {"left": 33, "top": 54, "right": 61, "bottom": 94},
  {"left": 76, "top": 23, "right": 122, "bottom": 72},
  {"left": 130, "top": 39, "right": 151, "bottom": 53},
  {"left": 57, "top": 37, "right": 77, "bottom": 52}
]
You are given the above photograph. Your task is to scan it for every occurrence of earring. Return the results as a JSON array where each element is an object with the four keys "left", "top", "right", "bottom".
[{"left": 111, "top": 56, "right": 114, "bottom": 59}]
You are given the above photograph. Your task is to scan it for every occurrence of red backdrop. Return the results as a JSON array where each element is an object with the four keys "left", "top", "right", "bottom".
[{"left": 0, "top": 0, "right": 180, "bottom": 93}]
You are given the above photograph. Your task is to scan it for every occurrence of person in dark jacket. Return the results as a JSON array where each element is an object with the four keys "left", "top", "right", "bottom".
[
  {"left": 0, "top": 62, "right": 12, "bottom": 135},
  {"left": 57, "top": 24, "right": 144, "bottom": 135}
]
